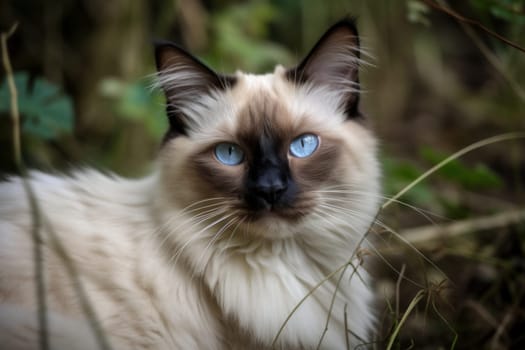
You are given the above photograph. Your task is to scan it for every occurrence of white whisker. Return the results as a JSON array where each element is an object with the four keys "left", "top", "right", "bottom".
[
  {"left": 195, "top": 213, "right": 240, "bottom": 275},
  {"left": 168, "top": 209, "right": 236, "bottom": 271},
  {"left": 154, "top": 204, "right": 230, "bottom": 257},
  {"left": 316, "top": 200, "right": 450, "bottom": 286},
  {"left": 314, "top": 187, "right": 446, "bottom": 224}
]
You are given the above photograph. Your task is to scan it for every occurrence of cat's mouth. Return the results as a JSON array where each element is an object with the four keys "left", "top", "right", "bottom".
[
  {"left": 239, "top": 209, "right": 306, "bottom": 239},
  {"left": 239, "top": 189, "right": 314, "bottom": 223},
  {"left": 242, "top": 202, "right": 311, "bottom": 225}
]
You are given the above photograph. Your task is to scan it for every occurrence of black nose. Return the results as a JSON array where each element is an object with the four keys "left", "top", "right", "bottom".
[
  {"left": 254, "top": 179, "right": 287, "bottom": 205},
  {"left": 247, "top": 167, "right": 289, "bottom": 208}
]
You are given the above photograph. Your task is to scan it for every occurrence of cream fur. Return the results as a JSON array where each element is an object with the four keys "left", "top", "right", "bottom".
[{"left": 0, "top": 67, "right": 380, "bottom": 349}]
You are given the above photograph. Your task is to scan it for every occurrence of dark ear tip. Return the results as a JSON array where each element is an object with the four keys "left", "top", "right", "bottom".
[
  {"left": 152, "top": 39, "right": 178, "bottom": 56},
  {"left": 333, "top": 16, "right": 359, "bottom": 28},
  {"left": 153, "top": 39, "right": 174, "bottom": 70},
  {"left": 325, "top": 17, "right": 359, "bottom": 38},
  {"left": 153, "top": 38, "right": 172, "bottom": 47},
  {"left": 153, "top": 40, "right": 195, "bottom": 71}
]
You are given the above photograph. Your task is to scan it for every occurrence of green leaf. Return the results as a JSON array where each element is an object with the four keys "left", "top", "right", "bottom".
[
  {"left": 100, "top": 78, "right": 167, "bottom": 139},
  {"left": 470, "top": 0, "right": 525, "bottom": 23},
  {"left": 206, "top": 1, "right": 293, "bottom": 73},
  {"left": 0, "top": 71, "right": 74, "bottom": 139},
  {"left": 382, "top": 156, "right": 439, "bottom": 208},
  {"left": 420, "top": 147, "right": 503, "bottom": 190},
  {"left": 407, "top": 0, "right": 431, "bottom": 26}
]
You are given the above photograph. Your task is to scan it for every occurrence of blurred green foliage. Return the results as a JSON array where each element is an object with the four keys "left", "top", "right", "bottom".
[
  {"left": 407, "top": 0, "right": 431, "bottom": 25},
  {"left": 99, "top": 78, "right": 167, "bottom": 139},
  {"left": 382, "top": 156, "right": 438, "bottom": 208},
  {"left": 383, "top": 146, "right": 504, "bottom": 219},
  {"left": 471, "top": 0, "right": 525, "bottom": 23},
  {"left": 420, "top": 146, "right": 503, "bottom": 190},
  {"left": 0, "top": 72, "right": 73, "bottom": 140},
  {"left": 205, "top": 1, "right": 293, "bottom": 72},
  {"left": 1, "top": 0, "right": 524, "bottom": 348},
  {"left": 1, "top": 0, "right": 523, "bottom": 196}
]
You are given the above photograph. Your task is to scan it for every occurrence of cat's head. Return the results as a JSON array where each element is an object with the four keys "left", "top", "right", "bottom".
[{"left": 154, "top": 19, "right": 380, "bottom": 241}]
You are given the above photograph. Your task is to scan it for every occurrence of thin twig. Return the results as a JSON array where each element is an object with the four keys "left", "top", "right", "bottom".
[
  {"left": 434, "top": 0, "right": 525, "bottom": 102},
  {"left": 1, "top": 23, "right": 21, "bottom": 166},
  {"left": 43, "top": 217, "right": 113, "bottom": 350},
  {"left": 22, "top": 178, "right": 49, "bottom": 350},
  {"left": 1, "top": 23, "right": 112, "bottom": 350},
  {"left": 460, "top": 16, "right": 525, "bottom": 102},
  {"left": 421, "top": 0, "right": 525, "bottom": 53},
  {"left": 431, "top": 296, "right": 458, "bottom": 349},
  {"left": 2, "top": 23, "right": 50, "bottom": 350},
  {"left": 343, "top": 304, "right": 350, "bottom": 350},
  {"left": 490, "top": 308, "right": 514, "bottom": 349}
]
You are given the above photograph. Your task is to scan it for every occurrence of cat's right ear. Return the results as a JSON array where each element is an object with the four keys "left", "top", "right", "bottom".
[
  {"left": 286, "top": 19, "right": 363, "bottom": 119},
  {"left": 154, "top": 41, "right": 235, "bottom": 136}
]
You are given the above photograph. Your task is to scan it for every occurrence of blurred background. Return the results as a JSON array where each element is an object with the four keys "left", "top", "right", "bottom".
[{"left": 1, "top": 0, "right": 524, "bottom": 348}]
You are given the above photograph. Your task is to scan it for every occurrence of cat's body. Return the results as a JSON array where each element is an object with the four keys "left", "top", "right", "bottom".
[{"left": 0, "top": 20, "right": 380, "bottom": 349}]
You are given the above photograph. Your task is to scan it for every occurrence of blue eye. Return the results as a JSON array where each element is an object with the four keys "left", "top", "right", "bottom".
[
  {"left": 289, "top": 134, "right": 319, "bottom": 158},
  {"left": 214, "top": 143, "right": 244, "bottom": 165}
]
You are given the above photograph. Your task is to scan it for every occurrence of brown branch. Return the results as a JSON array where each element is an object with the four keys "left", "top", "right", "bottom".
[
  {"left": 433, "top": 0, "right": 525, "bottom": 102},
  {"left": 399, "top": 208, "right": 525, "bottom": 246},
  {"left": 2, "top": 23, "right": 112, "bottom": 350},
  {"left": 1, "top": 23, "right": 21, "bottom": 166},
  {"left": 421, "top": 0, "right": 525, "bottom": 54},
  {"left": 2, "top": 23, "right": 50, "bottom": 350}
]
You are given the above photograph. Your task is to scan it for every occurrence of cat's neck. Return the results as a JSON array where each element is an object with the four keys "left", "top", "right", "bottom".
[{"left": 152, "top": 184, "right": 373, "bottom": 348}]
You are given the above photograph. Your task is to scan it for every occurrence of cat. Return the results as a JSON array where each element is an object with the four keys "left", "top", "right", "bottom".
[{"left": 0, "top": 18, "right": 380, "bottom": 349}]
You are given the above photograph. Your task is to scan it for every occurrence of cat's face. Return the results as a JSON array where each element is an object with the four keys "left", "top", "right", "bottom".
[{"left": 155, "top": 20, "right": 380, "bottom": 240}]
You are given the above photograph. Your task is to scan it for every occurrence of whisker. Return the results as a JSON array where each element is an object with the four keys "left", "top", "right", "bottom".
[
  {"left": 308, "top": 208, "right": 371, "bottom": 285},
  {"left": 313, "top": 187, "right": 447, "bottom": 224},
  {"left": 158, "top": 205, "right": 229, "bottom": 264},
  {"left": 376, "top": 222, "right": 451, "bottom": 285},
  {"left": 195, "top": 213, "right": 240, "bottom": 273},
  {"left": 313, "top": 206, "right": 425, "bottom": 289},
  {"left": 168, "top": 209, "right": 235, "bottom": 271},
  {"left": 316, "top": 202, "right": 449, "bottom": 286},
  {"left": 176, "top": 197, "right": 232, "bottom": 216},
  {"left": 154, "top": 204, "right": 230, "bottom": 257},
  {"left": 223, "top": 216, "right": 247, "bottom": 250}
]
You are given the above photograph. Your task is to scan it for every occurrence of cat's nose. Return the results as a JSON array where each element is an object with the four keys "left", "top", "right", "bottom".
[
  {"left": 254, "top": 179, "right": 287, "bottom": 206},
  {"left": 249, "top": 167, "right": 289, "bottom": 207}
]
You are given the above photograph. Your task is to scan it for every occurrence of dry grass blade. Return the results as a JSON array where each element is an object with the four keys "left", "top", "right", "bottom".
[
  {"left": 270, "top": 260, "right": 349, "bottom": 347},
  {"left": 316, "top": 262, "right": 361, "bottom": 349},
  {"left": 271, "top": 231, "right": 371, "bottom": 347},
  {"left": 431, "top": 298, "right": 458, "bottom": 349},
  {"left": 386, "top": 289, "right": 426, "bottom": 350}
]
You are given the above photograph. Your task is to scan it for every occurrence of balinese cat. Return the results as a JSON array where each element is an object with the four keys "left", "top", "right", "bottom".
[{"left": 0, "top": 19, "right": 380, "bottom": 349}]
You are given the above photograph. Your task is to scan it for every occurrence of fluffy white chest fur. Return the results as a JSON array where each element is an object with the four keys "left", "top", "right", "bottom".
[{"left": 0, "top": 19, "right": 380, "bottom": 349}]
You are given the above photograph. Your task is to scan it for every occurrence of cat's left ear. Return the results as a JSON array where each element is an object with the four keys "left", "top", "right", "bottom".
[{"left": 286, "top": 18, "right": 362, "bottom": 118}]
